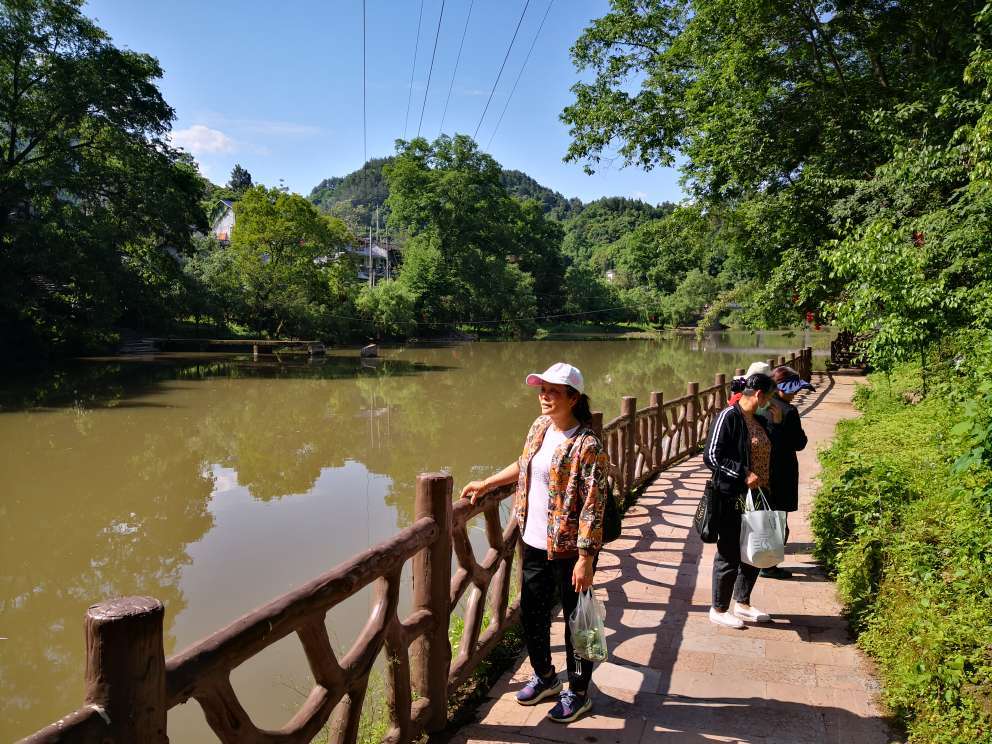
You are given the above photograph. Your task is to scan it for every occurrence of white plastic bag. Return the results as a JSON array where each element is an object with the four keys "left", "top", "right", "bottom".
[
  {"left": 740, "top": 488, "right": 786, "bottom": 568},
  {"left": 569, "top": 589, "right": 608, "bottom": 662}
]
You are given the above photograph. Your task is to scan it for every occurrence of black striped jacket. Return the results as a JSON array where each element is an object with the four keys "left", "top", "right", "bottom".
[{"left": 702, "top": 403, "right": 774, "bottom": 495}]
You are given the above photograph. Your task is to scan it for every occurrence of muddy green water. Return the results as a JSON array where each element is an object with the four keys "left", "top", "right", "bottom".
[{"left": 1, "top": 331, "right": 828, "bottom": 741}]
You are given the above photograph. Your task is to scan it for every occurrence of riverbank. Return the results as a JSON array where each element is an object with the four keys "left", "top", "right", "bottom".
[
  {"left": 811, "top": 362, "right": 992, "bottom": 743},
  {"left": 453, "top": 372, "right": 897, "bottom": 744}
]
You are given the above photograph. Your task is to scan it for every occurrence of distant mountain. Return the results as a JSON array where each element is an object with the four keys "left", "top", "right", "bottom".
[
  {"left": 499, "top": 169, "right": 583, "bottom": 221},
  {"left": 309, "top": 159, "right": 591, "bottom": 232},
  {"left": 309, "top": 157, "right": 394, "bottom": 233}
]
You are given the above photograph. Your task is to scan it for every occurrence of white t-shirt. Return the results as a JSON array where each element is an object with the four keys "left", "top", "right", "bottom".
[{"left": 523, "top": 423, "right": 580, "bottom": 550}]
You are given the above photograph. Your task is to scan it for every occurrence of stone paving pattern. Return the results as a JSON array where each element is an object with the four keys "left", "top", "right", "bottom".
[{"left": 450, "top": 373, "right": 901, "bottom": 744}]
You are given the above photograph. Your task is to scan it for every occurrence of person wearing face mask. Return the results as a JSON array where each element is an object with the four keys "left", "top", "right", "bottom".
[
  {"left": 703, "top": 372, "right": 781, "bottom": 628},
  {"left": 727, "top": 361, "right": 773, "bottom": 408},
  {"left": 760, "top": 366, "right": 814, "bottom": 579}
]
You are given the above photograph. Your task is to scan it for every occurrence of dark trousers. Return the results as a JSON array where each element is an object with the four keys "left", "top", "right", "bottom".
[
  {"left": 521, "top": 544, "right": 597, "bottom": 692},
  {"left": 711, "top": 503, "right": 760, "bottom": 612}
]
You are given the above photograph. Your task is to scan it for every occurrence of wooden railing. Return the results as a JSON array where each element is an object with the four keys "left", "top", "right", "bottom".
[{"left": 19, "top": 346, "right": 813, "bottom": 744}]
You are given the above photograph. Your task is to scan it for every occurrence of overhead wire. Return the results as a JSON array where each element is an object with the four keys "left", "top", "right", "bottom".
[
  {"left": 439, "top": 0, "right": 474, "bottom": 137},
  {"left": 362, "top": 0, "right": 367, "bottom": 165},
  {"left": 473, "top": 0, "right": 531, "bottom": 140},
  {"left": 417, "top": 0, "right": 447, "bottom": 138},
  {"left": 486, "top": 0, "right": 553, "bottom": 150},
  {"left": 403, "top": 0, "right": 427, "bottom": 139}
]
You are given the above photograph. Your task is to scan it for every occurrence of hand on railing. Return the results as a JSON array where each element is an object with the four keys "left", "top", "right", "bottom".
[{"left": 459, "top": 480, "right": 493, "bottom": 505}]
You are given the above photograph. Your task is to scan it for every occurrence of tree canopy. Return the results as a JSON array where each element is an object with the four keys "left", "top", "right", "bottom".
[{"left": 0, "top": 0, "right": 205, "bottom": 355}]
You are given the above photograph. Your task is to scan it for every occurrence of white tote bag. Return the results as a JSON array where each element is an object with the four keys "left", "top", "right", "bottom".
[{"left": 740, "top": 487, "right": 786, "bottom": 568}]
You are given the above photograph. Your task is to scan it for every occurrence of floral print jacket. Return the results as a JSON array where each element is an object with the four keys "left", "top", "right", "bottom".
[{"left": 514, "top": 416, "right": 610, "bottom": 559}]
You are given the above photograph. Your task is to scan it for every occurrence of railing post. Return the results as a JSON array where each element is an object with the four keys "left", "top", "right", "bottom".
[
  {"left": 779, "top": 355, "right": 787, "bottom": 367},
  {"left": 621, "top": 396, "right": 636, "bottom": 495},
  {"left": 714, "top": 373, "right": 726, "bottom": 409},
  {"left": 735, "top": 367, "right": 745, "bottom": 378},
  {"left": 84, "top": 597, "right": 168, "bottom": 743},
  {"left": 413, "top": 473, "right": 453, "bottom": 732},
  {"left": 804, "top": 346, "right": 813, "bottom": 380},
  {"left": 650, "top": 391, "right": 663, "bottom": 471},
  {"left": 767, "top": 357, "right": 777, "bottom": 371},
  {"left": 590, "top": 410, "right": 603, "bottom": 438},
  {"left": 686, "top": 382, "right": 699, "bottom": 450}
]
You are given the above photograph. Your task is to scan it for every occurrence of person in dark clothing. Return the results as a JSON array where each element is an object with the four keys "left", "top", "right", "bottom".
[
  {"left": 761, "top": 366, "right": 814, "bottom": 579},
  {"left": 703, "top": 372, "right": 781, "bottom": 628}
]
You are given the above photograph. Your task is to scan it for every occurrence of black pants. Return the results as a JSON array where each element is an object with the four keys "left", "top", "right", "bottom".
[
  {"left": 521, "top": 544, "right": 597, "bottom": 692},
  {"left": 711, "top": 502, "right": 760, "bottom": 612}
]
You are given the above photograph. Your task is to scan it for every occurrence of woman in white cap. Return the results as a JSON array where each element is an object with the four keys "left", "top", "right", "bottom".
[{"left": 460, "top": 362, "right": 609, "bottom": 723}]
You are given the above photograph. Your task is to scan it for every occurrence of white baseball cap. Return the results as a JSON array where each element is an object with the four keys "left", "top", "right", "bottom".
[
  {"left": 525, "top": 362, "right": 585, "bottom": 395},
  {"left": 745, "top": 361, "right": 773, "bottom": 377}
]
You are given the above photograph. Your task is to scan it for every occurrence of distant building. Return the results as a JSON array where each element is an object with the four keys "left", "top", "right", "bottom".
[{"left": 209, "top": 199, "right": 236, "bottom": 244}]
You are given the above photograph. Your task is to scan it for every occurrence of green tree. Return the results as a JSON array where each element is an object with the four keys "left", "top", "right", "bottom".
[
  {"left": 227, "top": 163, "right": 252, "bottom": 194},
  {"left": 385, "top": 134, "right": 546, "bottom": 336},
  {"left": 228, "top": 185, "right": 356, "bottom": 337},
  {"left": 356, "top": 280, "right": 417, "bottom": 339},
  {"left": 561, "top": 0, "right": 989, "bottom": 327},
  {"left": 0, "top": 0, "right": 206, "bottom": 355}
]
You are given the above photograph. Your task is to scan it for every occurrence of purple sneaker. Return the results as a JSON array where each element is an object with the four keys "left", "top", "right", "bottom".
[
  {"left": 548, "top": 689, "right": 592, "bottom": 723},
  {"left": 515, "top": 672, "right": 561, "bottom": 705}
]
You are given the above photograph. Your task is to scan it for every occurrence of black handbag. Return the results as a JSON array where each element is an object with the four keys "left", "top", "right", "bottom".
[
  {"left": 602, "top": 479, "right": 622, "bottom": 544},
  {"left": 693, "top": 478, "right": 721, "bottom": 543}
]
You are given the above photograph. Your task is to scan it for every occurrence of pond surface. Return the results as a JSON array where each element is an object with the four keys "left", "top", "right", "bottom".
[{"left": 1, "top": 330, "right": 829, "bottom": 741}]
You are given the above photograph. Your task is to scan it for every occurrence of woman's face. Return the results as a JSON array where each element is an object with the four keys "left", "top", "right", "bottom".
[{"left": 538, "top": 382, "right": 577, "bottom": 419}]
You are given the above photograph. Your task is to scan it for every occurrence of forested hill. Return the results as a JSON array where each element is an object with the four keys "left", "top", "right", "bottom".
[{"left": 308, "top": 159, "right": 589, "bottom": 228}]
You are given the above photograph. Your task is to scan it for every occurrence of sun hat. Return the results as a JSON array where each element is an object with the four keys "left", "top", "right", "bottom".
[
  {"left": 772, "top": 364, "right": 816, "bottom": 394},
  {"left": 745, "top": 361, "right": 773, "bottom": 377},
  {"left": 778, "top": 376, "right": 816, "bottom": 394},
  {"left": 525, "top": 362, "right": 585, "bottom": 395}
]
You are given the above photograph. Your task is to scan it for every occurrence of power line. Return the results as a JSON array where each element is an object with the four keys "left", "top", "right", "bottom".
[
  {"left": 362, "top": 0, "right": 367, "bottom": 165},
  {"left": 403, "top": 0, "right": 426, "bottom": 140},
  {"left": 487, "top": 0, "right": 553, "bottom": 150},
  {"left": 473, "top": 0, "right": 531, "bottom": 140},
  {"left": 439, "top": 0, "right": 474, "bottom": 137},
  {"left": 417, "top": 0, "right": 446, "bottom": 138}
]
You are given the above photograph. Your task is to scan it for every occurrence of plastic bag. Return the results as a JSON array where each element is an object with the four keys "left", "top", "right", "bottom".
[
  {"left": 569, "top": 589, "right": 608, "bottom": 662},
  {"left": 740, "top": 487, "right": 786, "bottom": 568}
]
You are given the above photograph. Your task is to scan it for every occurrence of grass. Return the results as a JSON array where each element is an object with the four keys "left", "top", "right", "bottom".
[{"left": 811, "top": 362, "right": 992, "bottom": 743}]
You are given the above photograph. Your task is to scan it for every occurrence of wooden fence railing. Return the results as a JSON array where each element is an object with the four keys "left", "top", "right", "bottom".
[{"left": 19, "top": 346, "right": 813, "bottom": 744}]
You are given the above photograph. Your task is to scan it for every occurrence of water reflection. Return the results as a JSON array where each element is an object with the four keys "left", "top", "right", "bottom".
[{"left": 1, "top": 331, "right": 830, "bottom": 741}]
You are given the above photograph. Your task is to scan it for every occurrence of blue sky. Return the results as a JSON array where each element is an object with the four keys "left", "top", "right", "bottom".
[{"left": 84, "top": 0, "right": 685, "bottom": 205}]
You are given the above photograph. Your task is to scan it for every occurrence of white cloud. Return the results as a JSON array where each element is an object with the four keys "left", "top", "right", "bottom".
[
  {"left": 631, "top": 191, "right": 649, "bottom": 201},
  {"left": 170, "top": 125, "right": 236, "bottom": 155}
]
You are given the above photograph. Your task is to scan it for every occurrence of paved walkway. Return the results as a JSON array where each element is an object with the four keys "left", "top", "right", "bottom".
[{"left": 453, "top": 373, "right": 899, "bottom": 744}]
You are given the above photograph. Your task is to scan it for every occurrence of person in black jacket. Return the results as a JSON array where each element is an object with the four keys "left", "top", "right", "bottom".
[
  {"left": 761, "top": 366, "right": 814, "bottom": 579},
  {"left": 702, "top": 372, "right": 781, "bottom": 629}
]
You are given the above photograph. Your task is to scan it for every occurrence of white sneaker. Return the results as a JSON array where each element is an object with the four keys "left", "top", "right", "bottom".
[
  {"left": 734, "top": 603, "right": 771, "bottom": 623},
  {"left": 709, "top": 607, "right": 744, "bottom": 629}
]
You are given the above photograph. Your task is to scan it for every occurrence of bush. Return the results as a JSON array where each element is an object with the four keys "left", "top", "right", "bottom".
[{"left": 812, "top": 361, "right": 992, "bottom": 743}]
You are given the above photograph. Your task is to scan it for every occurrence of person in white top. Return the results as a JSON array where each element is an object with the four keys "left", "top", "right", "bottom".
[{"left": 460, "top": 362, "right": 608, "bottom": 725}]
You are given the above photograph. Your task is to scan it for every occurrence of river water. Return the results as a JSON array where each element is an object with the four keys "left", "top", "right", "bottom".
[{"left": 1, "top": 331, "right": 828, "bottom": 741}]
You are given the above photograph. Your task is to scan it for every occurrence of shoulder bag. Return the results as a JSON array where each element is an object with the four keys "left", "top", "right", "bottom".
[{"left": 693, "top": 478, "right": 721, "bottom": 543}]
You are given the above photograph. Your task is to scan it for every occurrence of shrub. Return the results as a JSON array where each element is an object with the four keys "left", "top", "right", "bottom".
[{"left": 812, "top": 361, "right": 992, "bottom": 743}]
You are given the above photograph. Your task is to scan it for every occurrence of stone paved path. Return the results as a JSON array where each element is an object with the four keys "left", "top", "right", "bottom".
[{"left": 451, "top": 373, "right": 900, "bottom": 744}]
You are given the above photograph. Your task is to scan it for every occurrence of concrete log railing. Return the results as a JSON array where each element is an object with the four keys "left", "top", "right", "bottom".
[{"left": 19, "top": 346, "right": 813, "bottom": 744}]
